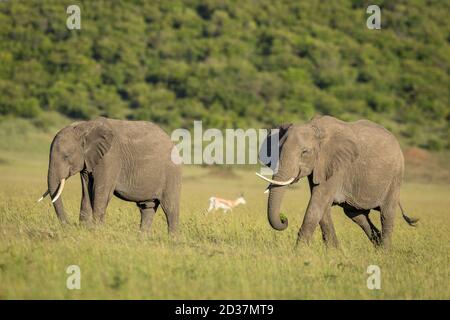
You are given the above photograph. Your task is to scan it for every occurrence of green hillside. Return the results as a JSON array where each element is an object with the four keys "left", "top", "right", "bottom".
[{"left": 0, "top": 0, "right": 448, "bottom": 149}]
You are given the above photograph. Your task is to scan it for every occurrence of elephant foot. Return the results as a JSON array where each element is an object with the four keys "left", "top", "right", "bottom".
[
  {"left": 92, "top": 214, "right": 106, "bottom": 225},
  {"left": 139, "top": 226, "right": 152, "bottom": 234},
  {"left": 324, "top": 239, "right": 340, "bottom": 250},
  {"left": 79, "top": 220, "right": 95, "bottom": 230},
  {"left": 59, "top": 221, "right": 76, "bottom": 230},
  {"left": 379, "top": 239, "right": 392, "bottom": 251},
  {"left": 137, "top": 230, "right": 153, "bottom": 242},
  {"left": 168, "top": 230, "right": 180, "bottom": 243},
  {"left": 321, "top": 232, "right": 339, "bottom": 249},
  {"left": 294, "top": 236, "right": 311, "bottom": 251},
  {"left": 58, "top": 217, "right": 70, "bottom": 226},
  {"left": 371, "top": 237, "right": 382, "bottom": 248}
]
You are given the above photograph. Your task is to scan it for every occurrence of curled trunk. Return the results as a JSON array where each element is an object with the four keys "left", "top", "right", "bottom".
[
  {"left": 267, "top": 184, "right": 288, "bottom": 231},
  {"left": 266, "top": 141, "right": 299, "bottom": 231}
]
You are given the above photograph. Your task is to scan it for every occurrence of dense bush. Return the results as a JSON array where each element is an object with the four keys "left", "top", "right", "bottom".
[{"left": 0, "top": 0, "right": 448, "bottom": 149}]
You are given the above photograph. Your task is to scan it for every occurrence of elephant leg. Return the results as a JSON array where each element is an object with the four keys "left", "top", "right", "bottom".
[
  {"left": 343, "top": 208, "right": 381, "bottom": 247},
  {"left": 137, "top": 200, "right": 159, "bottom": 233},
  {"left": 379, "top": 183, "right": 400, "bottom": 249},
  {"left": 319, "top": 206, "right": 339, "bottom": 248},
  {"left": 90, "top": 162, "right": 120, "bottom": 224},
  {"left": 92, "top": 188, "right": 113, "bottom": 224},
  {"left": 91, "top": 178, "right": 117, "bottom": 224},
  {"left": 79, "top": 171, "right": 93, "bottom": 225},
  {"left": 380, "top": 201, "right": 396, "bottom": 250},
  {"left": 367, "top": 215, "right": 382, "bottom": 246},
  {"left": 297, "top": 183, "right": 335, "bottom": 246},
  {"left": 160, "top": 189, "right": 180, "bottom": 235}
]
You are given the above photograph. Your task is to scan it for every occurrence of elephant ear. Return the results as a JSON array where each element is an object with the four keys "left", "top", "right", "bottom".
[
  {"left": 259, "top": 123, "right": 292, "bottom": 167},
  {"left": 313, "top": 127, "right": 359, "bottom": 185},
  {"left": 82, "top": 118, "right": 115, "bottom": 172},
  {"left": 277, "top": 123, "right": 292, "bottom": 146}
]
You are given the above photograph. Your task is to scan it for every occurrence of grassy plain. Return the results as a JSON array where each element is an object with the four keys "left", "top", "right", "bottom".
[{"left": 0, "top": 121, "right": 448, "bottom": 299}]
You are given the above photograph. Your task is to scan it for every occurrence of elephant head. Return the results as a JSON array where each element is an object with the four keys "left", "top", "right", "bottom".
[
  {"left": 38, "top": 117, "right": 115, "bottom": 224},
  {"left": 257, "top": 118, "right": 359, "bottom": 231}
]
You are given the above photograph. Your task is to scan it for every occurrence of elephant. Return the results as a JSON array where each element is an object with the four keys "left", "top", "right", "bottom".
[
  {"left": 256, "top": 115, "right": 418, "bottom": 249},
  {"left": 38, "top": 117, "right": 181, "bottom": 234}
]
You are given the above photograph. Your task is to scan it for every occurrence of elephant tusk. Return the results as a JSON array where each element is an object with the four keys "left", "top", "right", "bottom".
[
  {"left": 37, "top": 190, "right": 50, "bottom": 202},
  {"left": 52, "top": 179, "right": 66, "bottom": 203},
  {"left": 264, "top": 187, "right": 269, "bottom": 194},
  {"left": 255, "top": 172, "right": 295, "bottom": 186}
]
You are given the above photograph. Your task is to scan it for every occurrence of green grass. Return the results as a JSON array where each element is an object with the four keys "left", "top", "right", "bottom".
[{"left": 0, "top": 126, "right": 449, "bottom": 299}]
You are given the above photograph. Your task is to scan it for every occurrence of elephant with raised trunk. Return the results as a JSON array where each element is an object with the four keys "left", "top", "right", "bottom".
[
  {"left": 38, "top": 117, "right": 181, "bottom": 234},
  {"left": 257, "top": 115, "right": 417, "bottom": 249}
]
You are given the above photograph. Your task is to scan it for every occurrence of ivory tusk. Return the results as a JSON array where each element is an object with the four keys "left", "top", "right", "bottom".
[
  {"left": 51, "top": 179, "right": 66, "bottom": 203},
  {"left": 37, "top": 190, "right": 50, "bottom": 202},
  {"left": 255, "top": 172, "right": 294, "bottom": 186}
]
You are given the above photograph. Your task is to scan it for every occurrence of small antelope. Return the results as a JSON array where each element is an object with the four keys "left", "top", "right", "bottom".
[{"left": 207, "top": 195, "right": 246, "bottom": 213}]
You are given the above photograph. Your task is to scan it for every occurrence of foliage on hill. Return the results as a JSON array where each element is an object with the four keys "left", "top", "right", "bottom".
[{"left": 0, "top": 0, "right": 448, "bottom": 149}]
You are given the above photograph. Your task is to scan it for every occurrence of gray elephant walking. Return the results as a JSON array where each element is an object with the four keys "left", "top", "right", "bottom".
[
  {"left": 257, "top": 115, "right": 417, "bottom": 249},
  {"left": 38, "top": 117, "right": 181, "bottom": 234}
]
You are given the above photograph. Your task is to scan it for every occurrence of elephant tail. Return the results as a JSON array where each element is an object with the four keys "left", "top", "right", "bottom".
[{"left": 399, "top": 202, "right": 419, "bottom": 227}]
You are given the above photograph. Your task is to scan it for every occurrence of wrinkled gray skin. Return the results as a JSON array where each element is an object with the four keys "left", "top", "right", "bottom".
[
  {"left": 45, "top": 117, "right": 181, "bottom": 234},
  {"left": 262, "top": 115, "right": 417, "bottom": 249}
]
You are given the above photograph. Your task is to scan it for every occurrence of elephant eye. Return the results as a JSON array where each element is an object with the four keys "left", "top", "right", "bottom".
[{"left": 301, "top": 148, "right": 310, "bottom": 156}]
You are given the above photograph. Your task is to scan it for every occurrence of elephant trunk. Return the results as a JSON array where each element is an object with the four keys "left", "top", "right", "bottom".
[
  {"left": 267, "top": 184, "right": 288, "bottom": 231},
  {"left": 267, "top": 166, "right": 297, "bottom": 231},
  {"left": 264, "top": 127, "right": 301, "bottom": 231},
  {"left": 48, "top": 165, "right": 69, "bottom": 224}
]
